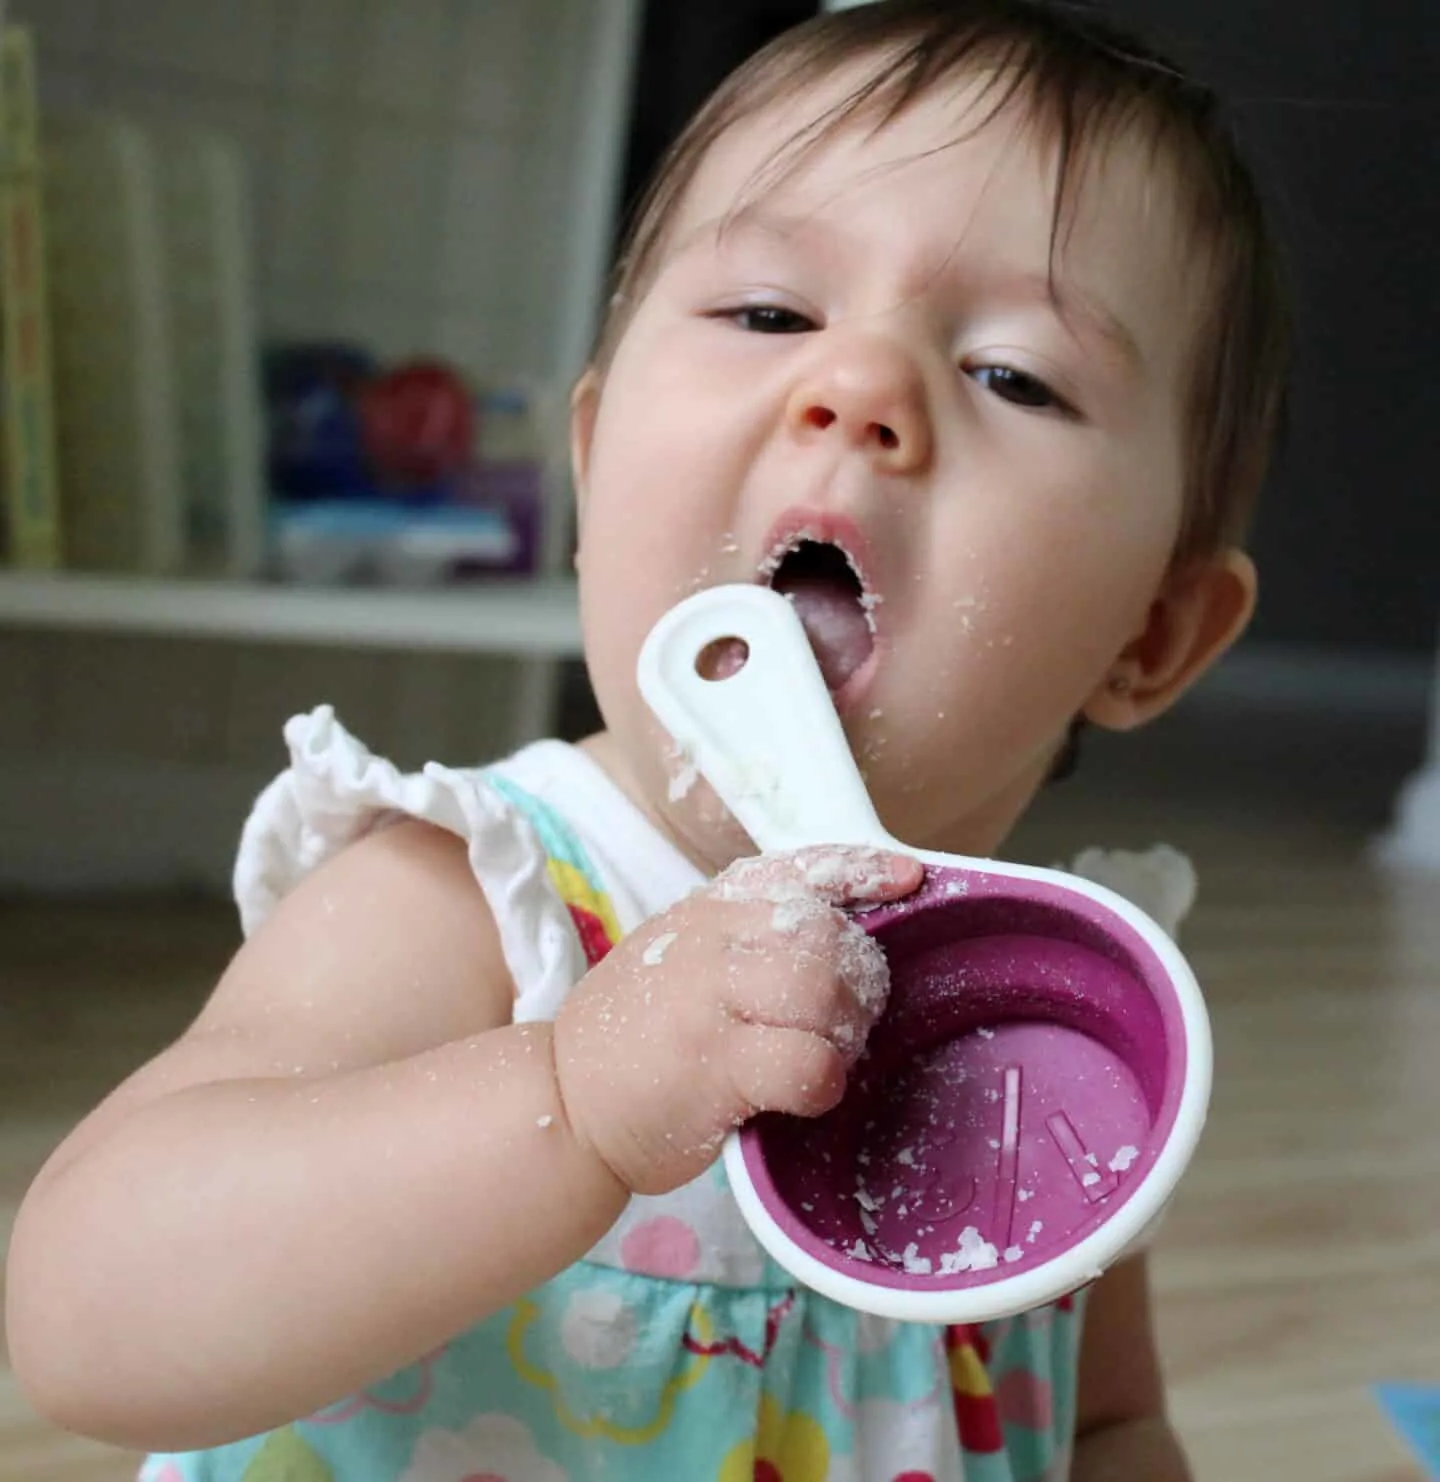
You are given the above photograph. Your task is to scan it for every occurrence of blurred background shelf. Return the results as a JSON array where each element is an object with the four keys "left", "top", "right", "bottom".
[
  {"left": 0, "top": 0, "right": 642, "bottom": 855},
  {"left": 0, "top": 570, "right": 583, "bottom": 656}
]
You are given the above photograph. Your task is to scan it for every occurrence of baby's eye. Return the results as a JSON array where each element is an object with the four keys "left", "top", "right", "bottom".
[
  {"left": 968, "top": 364, "right": 1068, "bottom": 412},
  {"left": 716, "top": 305, "right": 816, "bottom": 335}
]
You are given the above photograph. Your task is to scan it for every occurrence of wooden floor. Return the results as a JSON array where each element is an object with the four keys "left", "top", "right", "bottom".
[{"left": 1, "top": 700, "right": 1436, "bottom": 1481}]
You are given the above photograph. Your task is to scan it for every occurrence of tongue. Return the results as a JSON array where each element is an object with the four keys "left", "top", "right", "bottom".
[{"left": 774, "top": 574, "right": 874, "bottom": 691}]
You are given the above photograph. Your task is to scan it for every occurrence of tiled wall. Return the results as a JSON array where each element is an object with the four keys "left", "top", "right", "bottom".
[
  {"left": 0, "top": 0, "right": 634, "bottom": 890},
  {"left": 15, "top": 0, "right": 597, "bottom": 382}
]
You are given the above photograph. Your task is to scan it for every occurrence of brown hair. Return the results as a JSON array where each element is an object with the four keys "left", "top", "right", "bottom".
[{"left": 595, "top": 0, "right": 1290, "bottom": 559}]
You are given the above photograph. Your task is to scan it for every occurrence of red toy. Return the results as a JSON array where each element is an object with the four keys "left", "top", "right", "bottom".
[{"left": 359, "top": 359, "right": 475, "bottom": 489}]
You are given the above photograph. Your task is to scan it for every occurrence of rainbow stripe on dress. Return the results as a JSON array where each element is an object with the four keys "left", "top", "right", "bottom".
[{"left": 483, "top": 774, "right": 622, "bottom": 967}]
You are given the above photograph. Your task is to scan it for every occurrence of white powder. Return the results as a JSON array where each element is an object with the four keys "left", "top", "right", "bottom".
[
  {"left": 771, "top": 899, "right": 816, "bottom": 935},
  {"left": 976, "top": 1026, "right": 995, "bottom": 1040},
  {"left": 801, "top": 848, "right": 890, "bottom": 896},
  {"left": 1017, "top": 1188, "right": 1033, "bottom": 1203},
  {"left": 667, "top": 756, "right": 699, "bottom": 803},
  {"left": 937, "top": 1226, "right": 999, "bottom": 1275},
  {"left": 855, "top": 1185, "right": 881, "bottom": 1212},
  {"left": 758, "top": 529, "right": 817, "bottom": 581},
  {"left": 642, "top": 932, "right": 678, "bottom": 967},
  {"left": 1003, "top": 1246, "right": 1025, "bottom": 1264},
  {"left": 902, "top": 1242, "right": 933, "bottom": 1275},
  {"left": 896, "top": 1146, "right": 916, "bottom": 1167},
  {"left": 536, "top": 1115, "right": 554, "bottom": 1129},
  {"left": 847, "top": 1239, "right": 873, "bottom": 1262},
  {"left": 1027, "top": 1220, "right": 1044, "bottom": 1243},
  {"left": 1109, "top": 1145, "right": 1140, "bottom": 1173},
  {"left": 858, "top": 590, "right": 884, "bottom": 635},
  {"left": 1082, "top": 1171, "right": 1101, "bottom": 1188},
  {"left": 1085, "top": 1152, "right": 1099, "bottom": 1167},
  {"left": 958, "top": 1226, "right": 999, "bottom": 1270}
]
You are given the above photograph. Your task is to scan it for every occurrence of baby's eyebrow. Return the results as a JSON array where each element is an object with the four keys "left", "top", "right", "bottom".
[
  {"left": 722, "top": 206, "right": 830, "bottom": 243},
  {"left": 671, "top": 206, "right": 843, "bottom": 261}
]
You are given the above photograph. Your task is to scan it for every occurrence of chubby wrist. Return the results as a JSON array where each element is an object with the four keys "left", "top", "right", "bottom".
[{"left": 526, "top": 1020, "right": 631, "bottom": 1205}]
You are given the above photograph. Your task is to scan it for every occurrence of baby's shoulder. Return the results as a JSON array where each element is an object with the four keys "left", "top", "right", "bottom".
[{"left": 235, "top": 707, "right": 590, "bottom": 1021}]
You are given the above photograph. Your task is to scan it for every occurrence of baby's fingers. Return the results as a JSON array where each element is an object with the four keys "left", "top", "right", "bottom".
[
  {"left": 724, "top": 1024, "right": 849, "bottom": 1124},
  {"left": 797, "top": 846, "right": 923, "bottom": 906},
  {"left": 716, "top": 846, "right": 922, "bottom": 910}
]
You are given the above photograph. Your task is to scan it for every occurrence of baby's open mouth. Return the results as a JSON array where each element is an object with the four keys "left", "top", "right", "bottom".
[{"left": 762, "top": 538, "right": 877, "bottom": 693}]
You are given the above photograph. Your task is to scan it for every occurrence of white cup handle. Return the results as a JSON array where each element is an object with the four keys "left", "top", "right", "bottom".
[{"left": 638, "top": 585, "right": 895, "bottom": 854}]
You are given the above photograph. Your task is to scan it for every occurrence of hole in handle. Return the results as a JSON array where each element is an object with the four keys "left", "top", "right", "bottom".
[{"left": 696, "top": 636, "right": 750, "bottom": 681}]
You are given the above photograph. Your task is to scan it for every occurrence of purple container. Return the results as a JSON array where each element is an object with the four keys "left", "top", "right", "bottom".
[{"left": 733, "top": 865, "right": 1186, "bottom": 1308}]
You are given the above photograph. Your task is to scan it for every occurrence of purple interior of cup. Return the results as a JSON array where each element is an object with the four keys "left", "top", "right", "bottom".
[{"left": 738, "top": 865, "right": 1188, "bottom": 1292}]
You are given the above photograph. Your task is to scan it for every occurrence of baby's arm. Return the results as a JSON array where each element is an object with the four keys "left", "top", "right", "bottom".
[
  {"left": 7, "top": 821, "right": 918, "bottom": 1456},
  {"left": 6, "top": 820, "right": 630, "bottom": 1451},
  {"left": 1071, "top": 1254, "right": 1192, "bottom": 1481}
]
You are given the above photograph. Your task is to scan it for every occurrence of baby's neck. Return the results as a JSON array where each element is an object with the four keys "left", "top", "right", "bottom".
[{"left": 574, "top": 730, "right": 741, "bottom": 876}]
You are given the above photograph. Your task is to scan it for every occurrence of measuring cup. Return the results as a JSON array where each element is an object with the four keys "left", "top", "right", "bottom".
[{"left": 637, "top": 584, "right": 1211, "bottom": 1325}]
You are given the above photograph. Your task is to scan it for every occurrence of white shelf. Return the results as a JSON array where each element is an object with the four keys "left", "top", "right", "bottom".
[{"left": 0, "top": 571, "right": 584, "bottom": 657}]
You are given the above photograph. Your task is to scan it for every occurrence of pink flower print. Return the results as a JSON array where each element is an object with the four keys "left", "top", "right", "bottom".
[
  {"left": 996, "top": 1367, "right": 1055, "bottom": 1433},
  {"left": 619, "top": 1215, "right": 701, "bottom": 1278}
]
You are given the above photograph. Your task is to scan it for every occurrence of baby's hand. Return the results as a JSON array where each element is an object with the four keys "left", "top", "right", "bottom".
[{"left": 553, "top": 846, "right": 922, "bottom": 1195}]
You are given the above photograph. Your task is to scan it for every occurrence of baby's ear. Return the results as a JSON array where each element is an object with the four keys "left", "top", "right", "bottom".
[
  {"left": 1084, "top": 549, "right": 1257, "bottom": 731},
  {"left": 570, "top": 367, "right": 602, "bottom": 517}
]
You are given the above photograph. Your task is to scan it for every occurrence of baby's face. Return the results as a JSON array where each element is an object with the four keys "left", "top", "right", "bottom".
[{"left": 574, "top": 70, "right": 1202, "bottom": 865}]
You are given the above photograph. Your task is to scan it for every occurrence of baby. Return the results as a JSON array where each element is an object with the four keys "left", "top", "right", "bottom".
[{"left": 6, "top": 1, "right": 1289, "bottom": 1479}]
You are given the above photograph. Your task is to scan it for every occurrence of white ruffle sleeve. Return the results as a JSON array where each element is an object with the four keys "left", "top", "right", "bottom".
[{"left": 232, "top": 706, "right": 586, "bottom": 1021}]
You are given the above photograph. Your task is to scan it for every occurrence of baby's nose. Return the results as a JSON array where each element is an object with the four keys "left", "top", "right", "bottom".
[{"left": 785, "top": 335, "right": 934, "bottom": 475}]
